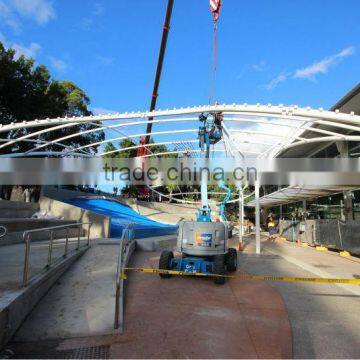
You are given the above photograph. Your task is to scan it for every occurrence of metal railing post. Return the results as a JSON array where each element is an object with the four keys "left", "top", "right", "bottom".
[
  {"left": 114, "top": 223, "right": 135, "bottom": 332},
  {"left": 64, "top": 228, "right": 69, "bottom": 257},
  {"left": 23, "top": 233, "right": 31, "bottom": 287},
  {"left": 87, "top": 223, "right": 91, "bottom": 246},
  {"left": 77, "top": 224, "right": 81, "bottom": 250},
  {"left": 47, "top": 230, "right": 54, "bottom": 267},
  {"left": 20, "top": 222, "right": 92, "bottom": 287},
  {"left": 114, "top": 228, "right": 126, "bottom": 330}
]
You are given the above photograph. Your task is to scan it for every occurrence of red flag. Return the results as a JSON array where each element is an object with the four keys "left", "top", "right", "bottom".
[{"left": 210, "top": 0, "right": 222, "bottom": 21}]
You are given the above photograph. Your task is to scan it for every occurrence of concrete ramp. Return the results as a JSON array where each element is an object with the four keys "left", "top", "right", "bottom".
[{"left": 14, "top": 240, "right": 120, "bottom": 340}]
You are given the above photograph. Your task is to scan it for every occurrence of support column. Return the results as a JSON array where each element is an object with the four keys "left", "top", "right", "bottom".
[
  {"left": 238, "top": 187, "right": 244, "bottom": 249},
  {"left": 278, "top": 185, "right": 283, "bottom": 220},
  {"left": 343, "top": 192, "right": 354, "bottom": 221},
  {"left": 255, "top": 180, "right": 261, "bottom": 254},
  {"left": 336, "top": 141, "right": 353, "bottom": 221}
]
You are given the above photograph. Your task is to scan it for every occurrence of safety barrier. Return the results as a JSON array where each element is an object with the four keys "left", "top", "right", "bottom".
[
  {"left": 22, "top": 222, "right": 92, "bottom": 287},
  {"left": 279, "top": 219, "right": 360, "bottom": 255},
  {"left": 121, "top": 267, "right": 360, "bottom": 285},
  {"left": 114, "top": 223, "right": 135, "bottom": 332}
]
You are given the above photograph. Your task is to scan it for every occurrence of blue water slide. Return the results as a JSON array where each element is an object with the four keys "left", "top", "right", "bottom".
[{"left": 66, "top": 198, "right": 177, "bottom": 239}]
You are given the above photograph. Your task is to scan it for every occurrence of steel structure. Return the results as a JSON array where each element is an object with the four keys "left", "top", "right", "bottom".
[
  {"left": 1, "top": 104, "right": 360, "bottom": 159},
  {"left": 3, "top": 103, "right": 359, "bottom": 254}
]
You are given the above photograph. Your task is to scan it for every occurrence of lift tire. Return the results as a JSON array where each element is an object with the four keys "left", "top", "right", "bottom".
[
  {"left": 214, "top": 254, "right": 226, "bottom": 285},
  {"left": 159, "top": 250, "right": 174, "bottom": 278},
  {"left": 226, "top": 248, "right": 237, "bottom": 272}
]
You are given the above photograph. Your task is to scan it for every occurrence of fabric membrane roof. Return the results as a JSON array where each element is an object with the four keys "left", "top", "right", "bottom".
[{"left": 246, "top": 185, "right": 359, "bottom": 208}]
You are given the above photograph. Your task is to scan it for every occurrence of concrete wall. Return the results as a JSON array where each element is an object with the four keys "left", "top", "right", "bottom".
[
  {"left": 42, "top": 186, "right": 199, "bottom": 225},
  {"left": 0, "top": 219, "right": 76, "bottom": 232},
  {"left": 124, "top": 199, "right": 201, "bottom": 224},
  {"left": 0, "top": 200, "right": 39, "bottom": 219},
  {"left": 41, "top": 186, "right": 88, "bottom": 201},
  {"left": 39, "top": 197, "right": 110, "bottom": 239},
  {"left": 0, "top": 219, "right": 80, "bottom": 247}
]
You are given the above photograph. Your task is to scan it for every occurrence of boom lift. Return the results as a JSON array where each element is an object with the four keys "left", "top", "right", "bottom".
[
  {"left": 159, "top": 111, "right": 237, "bottom": 285},
  {"left": 154, "top": 0, "right": 237, "bottom": 284}
]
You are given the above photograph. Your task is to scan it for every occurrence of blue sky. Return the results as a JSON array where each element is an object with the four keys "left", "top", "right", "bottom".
[{"left": 0, "top": 0, "right": 359, "bottom": 114}]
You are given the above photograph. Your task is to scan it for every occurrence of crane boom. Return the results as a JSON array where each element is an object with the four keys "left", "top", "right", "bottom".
[{"left": 145, "top": 0, "right": 174, "bottom": 144}]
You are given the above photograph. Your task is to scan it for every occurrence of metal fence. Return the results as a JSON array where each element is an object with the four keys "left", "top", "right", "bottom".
[
  {"left": 114, "top": 223, "right": 135, "bottom": 332},
  {"left": 280, "top": 219, "right": 360, "bottom": 255},
  {"left": 22, "top": 222, "right": 92, "bottom": 287}
]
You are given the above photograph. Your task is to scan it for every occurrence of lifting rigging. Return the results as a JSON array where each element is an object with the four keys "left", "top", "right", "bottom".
[{"left": 157, "top": 1, "right": 237, "bottom": 285}]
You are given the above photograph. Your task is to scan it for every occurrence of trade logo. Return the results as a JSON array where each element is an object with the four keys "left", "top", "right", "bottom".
[{"left": 195, "top": 233, "right": 213, "bottom": 247}]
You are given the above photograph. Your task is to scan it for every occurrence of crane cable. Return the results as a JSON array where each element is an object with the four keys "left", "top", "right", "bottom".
[
  {"left": 209, "top": 19, "right": 218, "bottom": 104},
  {"left": 209, "top": 0, "right": 222, "bottom": 104}
]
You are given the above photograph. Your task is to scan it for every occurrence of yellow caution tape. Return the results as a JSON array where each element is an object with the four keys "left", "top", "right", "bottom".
[{"left": 121, "top": 267, "right": 360, "bottom": 285}]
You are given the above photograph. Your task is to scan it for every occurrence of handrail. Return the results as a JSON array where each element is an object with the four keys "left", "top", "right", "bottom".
[
  {"left": 0, "top": 225, "right": 7, "bottom": 238},
  {"left": 114, "top": 222, "right": 135, "bottom": 331},
  {"left": 22, "top": 222, "right": 92, "bottom": 287}
]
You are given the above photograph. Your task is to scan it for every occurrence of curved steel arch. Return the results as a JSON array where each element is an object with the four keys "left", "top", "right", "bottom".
[
  {"left": 1, "top": 103, "right": 360, "bottom": 159},
  {"left": 1, "top": 103, "right": 360, "bottom": 132}
]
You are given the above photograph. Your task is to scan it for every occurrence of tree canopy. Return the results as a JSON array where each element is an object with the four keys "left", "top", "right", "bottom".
[
  {"left": 103, "top": 139, "right": 137, "bottom": 158},
  {"left": 103, "top": 138, "right": 178, "bottom": 158},
  {"left": 0, "top": 42, "right": 104, "bottom": 155}
]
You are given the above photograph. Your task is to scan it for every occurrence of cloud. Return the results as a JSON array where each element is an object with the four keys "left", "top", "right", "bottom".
[
  {"left": 0, "top": 31, "right": 6, "bottom": 44},
  {"left": 11, "top": 0, "right": 55, "bottom": 24},
  {"left": 92, "top": 107, "right": 118, "bottom": 115},
  {"left": 0, "top": 0, "right": 55, "bottom": 33},
  {"left": 96, "top": 55, "right": 114, "bottom": 66},
  {"left": 49, "top": 56, "right": 67, "bottom": 72},
  {"left": 263, "top": 72, "right": 289, "bottom": 90},
  {"left": 251, "top": 60, "right": 267, "bottom": 72},
  {"left": 293, "top": 46, "right": 355, "bottom": 80},
  {"left": 0, "top": 33, "right": 41, "bottom": 60},
  {"left": 93, "top": 2, "right": 104, "bottom": 16},
  {"left": 12, "top": 42, "right": 41, "bottom": 59},
  {"left": 80, "top": 17, "right": 93, "bottom": 31},
  {"left": 0, "top": 0, "right": 21, "bottom": 33},
  {"left": 262, "top": 46, "right": 356, "bottom": 90}
]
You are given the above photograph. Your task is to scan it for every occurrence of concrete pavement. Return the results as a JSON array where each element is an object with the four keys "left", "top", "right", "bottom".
[
  {"left": 6, "top": 234, "right": 360, "bottom": 358},
  {"left": 238, "top": 235, "right": 360, "bottom": 358}
]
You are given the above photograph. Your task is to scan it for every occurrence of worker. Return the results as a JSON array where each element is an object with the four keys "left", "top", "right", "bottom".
[
  {"left": 23, "top": 187, "right": 31, "bottom": 203},
  {"left": 267, "top": 214, "right": 277, "bottom": 242},
  {"left": 213, "top": 101, "right": 223, "bottom": 130},
  {"left": 208, "top": 102, "right": 223, "bottom": 144},
  {"left": 212, "top": 103, "right": 223, "bottom": 137},
  {"left": 183, "top": 149, "right": 190, "bottom": 157}
]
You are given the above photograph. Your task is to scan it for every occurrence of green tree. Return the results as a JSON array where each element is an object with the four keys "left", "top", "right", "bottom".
[
  {"left": 118, "top": 139, "right": 137, "bottom": 158},
  {"left": 103, "top": 139, "right": 138, "bottom": 158},
  {"left": 0, "top": 42, "right": 104, "bottom": 155},
  {"left": 166, "top": 183, "right": 177, "bottom": 202},
  {"left": 150, "top": 141, "right": 178, "bottom": 158},
  {"left": 103, "top": 142, "right": 117, "bottom": 158}
]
